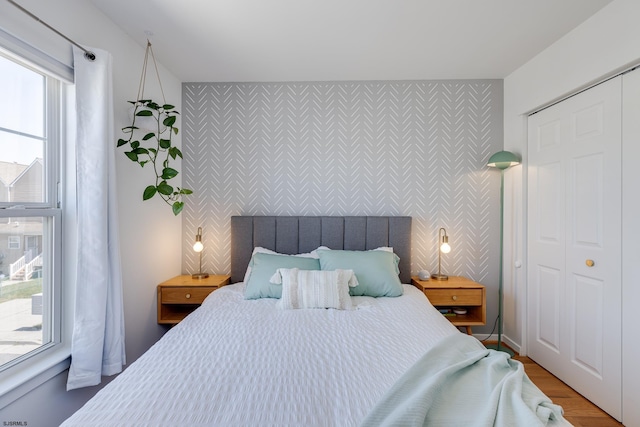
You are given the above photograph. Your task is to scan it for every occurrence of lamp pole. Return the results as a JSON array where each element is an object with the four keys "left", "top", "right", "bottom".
[
  {"left": 486, "top": 150, "right": 520, "bottom": 356},
  {"left": 497, "top": 169, "right": 507, "bottom": 352}
]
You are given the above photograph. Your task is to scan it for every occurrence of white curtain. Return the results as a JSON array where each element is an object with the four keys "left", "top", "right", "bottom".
[{"left": 67, "top": 46, "right": 125, "bottom": 390}]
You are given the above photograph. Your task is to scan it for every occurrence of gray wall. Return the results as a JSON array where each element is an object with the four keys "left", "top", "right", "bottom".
[
  {"left": 0, "top": 0, "right": 183, "bottom": 422},
  {"left": 181, "top": 79, "right": 503, "bottom": 334}
]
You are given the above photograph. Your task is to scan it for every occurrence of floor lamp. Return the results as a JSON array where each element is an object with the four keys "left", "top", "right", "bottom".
[{"left": 486, "top": 150, "right": 520, "bottom": 355}]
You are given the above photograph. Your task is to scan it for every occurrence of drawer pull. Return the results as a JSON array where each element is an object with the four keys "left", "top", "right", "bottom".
[
  {"left": 452, "top": 295, "right": 457, "bottom": 301},
  {"left": 586, "top": 259, "right": 595, "bottom": 267},
  {"left": 185, "top": 293, "right": 191, "bottom": 299}
]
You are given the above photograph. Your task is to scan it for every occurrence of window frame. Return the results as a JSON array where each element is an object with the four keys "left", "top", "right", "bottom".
[
  {"left": 0, "top": 45, "right": 72, "bottom": 409},
  {"left": 7, "top": 235, "right": 20, "bottom": 249}
]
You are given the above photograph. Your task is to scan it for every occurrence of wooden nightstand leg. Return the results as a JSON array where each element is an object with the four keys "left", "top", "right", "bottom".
[{"left": 465, "top": 326, "right": 472, "bottom": 335}]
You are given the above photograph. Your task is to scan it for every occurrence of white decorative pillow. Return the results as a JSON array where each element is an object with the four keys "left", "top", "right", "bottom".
[{"left": 270, "top": 268, "right": 357, "bottom": 310}]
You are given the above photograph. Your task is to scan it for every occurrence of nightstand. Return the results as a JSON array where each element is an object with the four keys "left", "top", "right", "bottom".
[
  {"left": 157, "top": 274, "right": 231, "bottom": 325},
  {"left": 411, "top": 276, "right": 486, "bottom": 335}
]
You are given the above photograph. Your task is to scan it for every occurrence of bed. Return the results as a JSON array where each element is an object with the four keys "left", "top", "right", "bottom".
[{"left": 62, "top": 216, "right": 569, "bottom": 426}]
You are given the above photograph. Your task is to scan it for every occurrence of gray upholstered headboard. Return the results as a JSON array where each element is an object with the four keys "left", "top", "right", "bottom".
[{"left": 230, "top": 216, "right": 412, "bottom": 284}]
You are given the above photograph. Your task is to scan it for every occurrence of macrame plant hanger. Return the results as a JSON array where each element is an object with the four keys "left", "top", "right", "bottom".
[{"left": 136, "top": 40, "right": 166, "bottom": 107}]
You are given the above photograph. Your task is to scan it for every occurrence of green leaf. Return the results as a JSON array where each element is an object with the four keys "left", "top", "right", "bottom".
[
  {"left": 163, "top": 115, "right": 176, "bottom": 127},
  {"left": 172, "top": 201, "right": 184, "bottom": 216},
  {"left": 143, "top": 185, "right": 157, "bottom": 200},
  {"left": 125, "top": 151, "right": 138, "bottom": 161},
  {"left": 161, "top": 167, "right": 178, "bottom": 180},
  {"left": 120, "top": 98, "right": 185, "bottom": 215},
  {"left": 157, "top": 182, "right": 173, "bottom": 195}
]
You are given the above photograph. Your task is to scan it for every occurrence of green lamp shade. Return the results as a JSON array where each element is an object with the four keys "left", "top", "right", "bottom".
[{"left": 487, "top": 151, "right": 521, "bottom": 170}]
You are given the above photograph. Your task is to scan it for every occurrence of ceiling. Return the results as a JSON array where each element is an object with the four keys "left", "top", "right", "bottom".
[{"left": 89, "top": 0, "right": 613, "bottom": 83}]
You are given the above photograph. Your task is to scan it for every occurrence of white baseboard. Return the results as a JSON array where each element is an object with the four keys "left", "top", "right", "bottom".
[{"left": 472, "top": 333, "right": 522, "bottom": 355}]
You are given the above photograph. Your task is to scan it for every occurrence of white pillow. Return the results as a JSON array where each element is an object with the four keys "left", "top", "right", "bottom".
[
  {"left": 243, "top": 246, "right": 329, "bottom": 285},
  {"left": 270, "top": 268, "right": 357, "bottom": 310}
]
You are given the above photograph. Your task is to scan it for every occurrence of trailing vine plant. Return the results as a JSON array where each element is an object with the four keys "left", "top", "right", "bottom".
[
  {"left": 116, "top": 40, "right": 191, "bottom": 215},
  {"left": 117, "top": 99, "right": 191, "bottom": 215}
]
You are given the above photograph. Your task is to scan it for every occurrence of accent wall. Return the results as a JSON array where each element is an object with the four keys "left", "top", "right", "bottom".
[{"left": 181, "top": 79, "right": 503, "bottom": 334}]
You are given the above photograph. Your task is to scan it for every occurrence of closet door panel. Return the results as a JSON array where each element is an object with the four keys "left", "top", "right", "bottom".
[
  {"left": 570, "top": 274, "right": 604, "bottom": 376},
  {"left": 536, "top": 162, "right": 563, "bottom": 242},
  {"left": 535, "top": 266, "right": 561, "bottom": 352},
  {"left": 565, "top": 82, "right": 621, "bottom": 418},
  {"left": 528, "top": 113, "right": 567, "bottom": 373},
  {"left": 571, "top": 154, "right": 603, "bottom": 247}
]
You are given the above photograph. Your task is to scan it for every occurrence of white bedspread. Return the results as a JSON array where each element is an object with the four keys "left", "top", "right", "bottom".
[{"left": 62, "top": 284, "right": 457, "bottom": 426}]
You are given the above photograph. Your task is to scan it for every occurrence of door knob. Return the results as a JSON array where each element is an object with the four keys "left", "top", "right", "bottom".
[{"left": 585, "top": 259, "right": 595, "bottom": 267}]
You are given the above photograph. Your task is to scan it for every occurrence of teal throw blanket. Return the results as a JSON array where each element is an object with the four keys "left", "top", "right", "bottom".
[{"left": 361, "top": 333, "right": 566, "bottom": 427}]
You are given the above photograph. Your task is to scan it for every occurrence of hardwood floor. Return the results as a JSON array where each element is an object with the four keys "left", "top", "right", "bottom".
[{"left": 512, "top": 354, "right": 623, "bottom": 426}]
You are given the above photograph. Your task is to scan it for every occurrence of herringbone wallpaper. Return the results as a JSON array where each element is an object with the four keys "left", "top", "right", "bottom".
[{"left": 181, "top": 80, "right": 503, "bottom": 312}]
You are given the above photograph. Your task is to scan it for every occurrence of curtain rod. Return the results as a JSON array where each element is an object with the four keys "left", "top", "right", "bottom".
[{"left": 7, "top": 0, "right": 96, "bottom": 61}]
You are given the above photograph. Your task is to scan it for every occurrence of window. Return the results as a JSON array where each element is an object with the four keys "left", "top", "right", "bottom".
[
  {"left": 7, "top": 236, "right": 20, "bottom": 249},
  {"left": 0, "top": 50, "right": 63, "bottom": 374}
]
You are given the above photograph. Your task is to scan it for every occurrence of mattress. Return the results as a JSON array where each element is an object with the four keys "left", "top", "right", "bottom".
[{"left": 62, "top": 283, "right": 457, "bottom": 426}]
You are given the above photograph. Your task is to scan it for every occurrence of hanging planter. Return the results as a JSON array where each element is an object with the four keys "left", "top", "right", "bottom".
[{"left": 117, "top": 40, "right": 192, "bottom": 215}]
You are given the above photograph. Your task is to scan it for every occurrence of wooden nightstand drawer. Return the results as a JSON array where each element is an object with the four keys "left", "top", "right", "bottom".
[
  {"left": 424, "top": 289, "right": 483, "bottom": 306},
  {"left": 157, "top": 275, "right": 231, "bottom": 325},
  {"left": 161, "top": 287, "right": 216, "bottom": 304}
]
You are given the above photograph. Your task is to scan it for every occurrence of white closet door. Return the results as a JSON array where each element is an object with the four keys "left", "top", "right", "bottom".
[{"left": 527, "top": 77, "right": 622, "bottom": 420}]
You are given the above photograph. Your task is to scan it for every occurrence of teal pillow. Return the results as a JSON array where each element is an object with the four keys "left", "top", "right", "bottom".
[
  {"left": 244, "top": 252, "right": 320, "bottom": 299},
  {"left": 317, "top": 250, "right": 403, "bottom": 297}
]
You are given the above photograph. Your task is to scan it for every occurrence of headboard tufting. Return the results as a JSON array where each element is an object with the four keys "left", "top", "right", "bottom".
[{"left": 230, "top": 216, "right": 412, "bottom": 284}]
